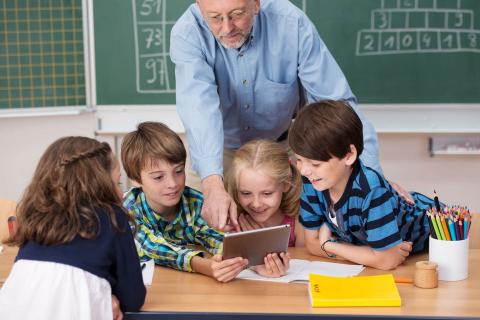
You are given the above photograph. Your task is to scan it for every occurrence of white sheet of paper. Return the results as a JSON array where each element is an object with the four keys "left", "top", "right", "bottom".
[
  {"left": 141, "top": 259, "right": 155, "bottom": 286},
  {"left": 236, "top": 259, "right": 364, "bottom": 283}
]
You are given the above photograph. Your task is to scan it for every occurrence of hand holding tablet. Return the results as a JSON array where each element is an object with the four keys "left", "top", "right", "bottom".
[{"left": 222, "top": 224, "right": 291, "bottom": 267}]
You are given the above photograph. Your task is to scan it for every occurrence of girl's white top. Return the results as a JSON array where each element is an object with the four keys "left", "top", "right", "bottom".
[{"left": 0, "top": 259, "right": 113, "bottom": 320}]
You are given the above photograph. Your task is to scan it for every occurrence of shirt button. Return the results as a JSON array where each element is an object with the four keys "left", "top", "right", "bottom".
[
  {"left": 239, "top": 52, "right": 244, "bottom": 57},
  {"left": 242, "top": 79, "right": 247, "bottom": 85},
  {"left": 244, "top": 104, "right": 250, "bottom": 110},
  {"left": 244, "top": 126, "right": 250, "bottom": 131}
]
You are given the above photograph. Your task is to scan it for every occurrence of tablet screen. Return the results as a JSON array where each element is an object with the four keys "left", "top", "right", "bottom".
[{"left": 222, "top": 224, "right": 291, "bottom": 266}]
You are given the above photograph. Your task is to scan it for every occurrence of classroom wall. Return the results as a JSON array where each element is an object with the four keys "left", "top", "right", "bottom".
[
  {"left": 0, "top": 113, "right": 96, "bottom": 201},
  {"left": 378, "top": 133, "right": 480, "bottom": 211},
  {"left": 0, "top": 113, "right": 479, "bottom": 212}
]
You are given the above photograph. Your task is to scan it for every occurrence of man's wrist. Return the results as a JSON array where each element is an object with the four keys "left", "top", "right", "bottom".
[
  {"left": 201, "top": 175, "right": 224, "bottom": 192},
  {"left": 321, "top": 239, "right": 337, "bottom": 258}
]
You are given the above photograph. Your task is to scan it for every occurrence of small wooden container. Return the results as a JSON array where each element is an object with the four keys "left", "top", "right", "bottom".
[{"left": 414, "top": 261, "right": 438, "bottom": 289}]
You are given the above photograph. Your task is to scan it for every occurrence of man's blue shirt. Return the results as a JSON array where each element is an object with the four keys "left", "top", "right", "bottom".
[{"left": 170, "top": 0, "right": 380, "bottom": 179}]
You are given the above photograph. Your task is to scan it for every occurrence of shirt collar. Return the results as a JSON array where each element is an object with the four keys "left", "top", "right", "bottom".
[
  {"left": 323, "top": 161, "right": 362, "bottom": 212},
  {"left": 239, "top": 13, "right": 260, "bottom": 51},
  {"left": 137, "top": 188, "right": 185, "bottom": 223},
  {"left": 250, "top": 13, "right": 260, "bottom": 43}
]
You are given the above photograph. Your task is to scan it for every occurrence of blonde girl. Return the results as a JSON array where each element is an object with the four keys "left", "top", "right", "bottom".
[{"left": 226, "top": 139, "right": 304, "bottom": 276}]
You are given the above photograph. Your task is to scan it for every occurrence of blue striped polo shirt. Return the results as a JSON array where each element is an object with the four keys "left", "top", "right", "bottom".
[{"left": 300, "top": 161, "right": 433, "bottom": 252}]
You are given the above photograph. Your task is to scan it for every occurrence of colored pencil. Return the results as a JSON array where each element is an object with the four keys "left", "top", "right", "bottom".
[
  {"left": 435, "top": 215, "right": 446, "bottom": 240},
  {"left": 395, "top": 277, "right": 413, "bottom": 284},
  {"left": 440, "top": 216, "right": 451, "bottom": 241},
  {"left": 427, "top": 205, "right": 473, "bottom": 241},
  {"left": 429, "top": 213, "right": 441, "bottom": 240},
  {"left": 427, "top": 218, "right": 436, "bottom": 239},
  {"left": 426, "top": 211, "right": 436, "bottom": 239},
  {"left": 433, "top": 190, "right": 442, "bottom": 212},
  {"left": 467, "top": 216, "right": 472, "bottom": 238},
  {"left": 447, "top": 219, "right": 457, "bottom": 241},
  {"left": 458, "top": 220, "right": 464, "bottom": 240},
  {"left": 454, "top": 218, "right": 461, "bottom": 241}
]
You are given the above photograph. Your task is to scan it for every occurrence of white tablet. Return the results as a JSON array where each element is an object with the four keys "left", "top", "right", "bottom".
[{"left": 222, "top": 224, "right": 291, "bottom": 266}]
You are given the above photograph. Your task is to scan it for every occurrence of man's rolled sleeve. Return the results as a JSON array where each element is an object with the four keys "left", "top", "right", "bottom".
[{"left": 171, "top": 29, "right": 224, "bottom": 180}]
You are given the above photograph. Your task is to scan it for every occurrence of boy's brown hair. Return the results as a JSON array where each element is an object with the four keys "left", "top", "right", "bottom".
[
  {"left": 288, "top": 100, "right": 364, "bottom": 161},
  {"left": 6, "top": 136, "right": 125, "bottom": 247},
  {"left": 121, "top": 121, "right": 186, "bottom": 183}
]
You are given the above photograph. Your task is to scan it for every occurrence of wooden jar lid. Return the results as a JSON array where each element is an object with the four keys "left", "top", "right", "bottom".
[{"left": 416, "top": 261, "right": 437, "bottom": 270}]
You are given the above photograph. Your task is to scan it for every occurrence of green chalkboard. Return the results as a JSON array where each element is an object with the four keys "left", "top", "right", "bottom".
[
  {"left": 93, "top": 0, "right": 480, "bottom": 105},
  {"left": 0, "top": 0, "right": 86, "bottom": 109},
  {"left": 310, "top": 0, "right": 480, "bottom": 103},
  {"left": 94, "top": 0, "right": 192, "bottom": 105}
]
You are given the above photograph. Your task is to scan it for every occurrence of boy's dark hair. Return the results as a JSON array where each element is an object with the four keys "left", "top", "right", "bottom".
[
  {"left": 121, "top": 122, "right": 186, "bottom": 183},
  {"left": 288, "top": 100, "right": 363, "bottom": 161}
]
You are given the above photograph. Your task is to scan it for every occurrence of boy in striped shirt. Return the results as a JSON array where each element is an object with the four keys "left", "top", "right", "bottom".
[
  {"left": 289, "top": 101, "right": 434, "bottom": 270},
  {"left": 121, "top": 122, "right": 248, "bottom": 282}
]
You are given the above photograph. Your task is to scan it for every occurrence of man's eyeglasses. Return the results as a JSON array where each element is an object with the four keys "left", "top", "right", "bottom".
[{"left": 206, "top": 10, "right": 249, "bottom": 25}]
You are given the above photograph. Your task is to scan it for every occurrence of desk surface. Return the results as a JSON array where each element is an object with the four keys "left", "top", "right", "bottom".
[{"left": 1, "top": 246, "right": 479, "bottom": 318}]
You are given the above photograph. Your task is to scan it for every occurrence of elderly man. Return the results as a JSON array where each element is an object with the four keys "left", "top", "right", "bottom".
[{"left": 170, "top": 0, "right": 409, "bottom": 231}]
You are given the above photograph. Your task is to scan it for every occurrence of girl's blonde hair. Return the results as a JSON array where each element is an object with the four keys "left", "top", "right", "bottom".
[
  {"left": 226, "top": 139, "right": 302, "bottom": 217},
  {"left": 6, "top": 136, "right": 131, "bottom": 247}
]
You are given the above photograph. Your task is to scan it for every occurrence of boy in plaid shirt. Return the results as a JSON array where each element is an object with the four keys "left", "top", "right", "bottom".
[{"left": 122, "top": 122, "right": 247, "bottom": 282}]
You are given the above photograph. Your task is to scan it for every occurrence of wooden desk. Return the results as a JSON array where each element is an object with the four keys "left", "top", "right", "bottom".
[
  {"left": 1, "top": 247, "right": 479, "bottom": 319},
  {"left": 0, "top": 246, "right": 16, "bottom": 286}
]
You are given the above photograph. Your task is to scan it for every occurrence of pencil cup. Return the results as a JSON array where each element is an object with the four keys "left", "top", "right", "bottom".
[{"left": 429, "top": 236, "right": 469, "bottom": 281}]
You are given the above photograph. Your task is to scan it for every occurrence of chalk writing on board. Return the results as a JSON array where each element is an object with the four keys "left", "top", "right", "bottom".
[
  {"left": 130, "top": 0, "right": 309, "bottom": 94},
  {"left": 133, "top": 0, "right": 175, "bottom": 93},
  {"left": 356, "top": 0, "right": 480, "bottom": 55}
]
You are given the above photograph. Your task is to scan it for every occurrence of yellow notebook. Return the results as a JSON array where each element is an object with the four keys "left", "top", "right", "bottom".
[{"left": 308, "top": 273, "right": 401, "bottom": 307}]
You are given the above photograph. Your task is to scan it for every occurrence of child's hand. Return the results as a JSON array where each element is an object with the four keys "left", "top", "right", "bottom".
[
  {"left": 390, "top": 241, "right": 412, "bottom": 261},
  {"left": 395, "top": 241, "right": 412, "bottom": 259},
  {"left": 318, "top": 223, "right": 333, "bottom": 245},
  {"left": 238, "top": 213, "right": 263, "bottom": 231},
  {"left": 111, "top": 294, "right": 123, "bottom": 320},
  {"left": 375, "top": 241, "right": 412, "bottom": 270},
  {"left": 251, "top": 252, "right": 290, "bottom": 278},
  {"left": 210, "top": 254, "right": 248, "bottom": 283}
]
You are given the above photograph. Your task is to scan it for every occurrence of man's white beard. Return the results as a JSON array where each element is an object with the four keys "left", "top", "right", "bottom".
[
  {"left": 217, "top": 22, "right": 254, "bottom": 49},
  {"left": 219, "top": 36, "right": 248, "bottom": 49}
]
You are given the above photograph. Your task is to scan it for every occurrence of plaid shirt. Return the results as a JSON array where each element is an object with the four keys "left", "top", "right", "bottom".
[{"left": 123, "top": 186, "right": 223, "bottom": 272}]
